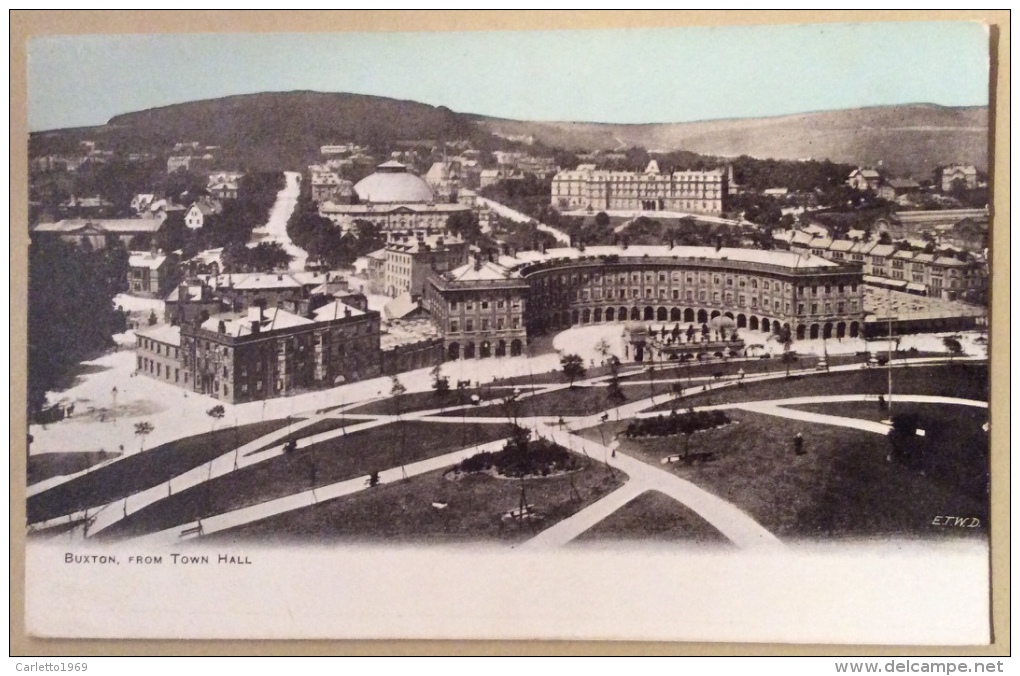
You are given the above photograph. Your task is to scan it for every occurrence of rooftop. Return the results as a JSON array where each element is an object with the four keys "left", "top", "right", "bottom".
[
  {"left": 201, "top": 307, "right": 314, "bottom": 337},
  {"left": 505, "top": 245, "right": 838, "bottom": 271},
  {"left": 128, "top": 251, "right": 168, "bottom": 269},
  {"left": 34, "top": 217, "right": 164, "bottom": 234},
  {"left": 136, "top": 324, "right": 181, "bottom": 347}
]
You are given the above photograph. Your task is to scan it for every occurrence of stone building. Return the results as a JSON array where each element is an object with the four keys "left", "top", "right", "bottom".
[
  {"left": 148, "top": 301, "right": 383, "bottom": 403},
  {"left": 373, "top": 232, "right": 469, "bottom": 298},
  {"left": 318, "top": 161, "right": 472, "bottom": 234},
  {"left": 424, "top": 259, "right": 529, "bottom": 361},
  {"left": 550, "top": 161, "right": 728, "bottom": 214}
]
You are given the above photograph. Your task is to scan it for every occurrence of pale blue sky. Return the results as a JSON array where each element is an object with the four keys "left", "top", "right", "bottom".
[{"left": 28, "top": 22, "right": 989, "bottom": 131}]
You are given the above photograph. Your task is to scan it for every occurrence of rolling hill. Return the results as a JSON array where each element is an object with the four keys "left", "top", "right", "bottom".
[
  {"left": 474, "top": 104, "right": 988, "bottom": 177},
  {"left": 29, "top": 92, "right": 988, "bottom": 178}
]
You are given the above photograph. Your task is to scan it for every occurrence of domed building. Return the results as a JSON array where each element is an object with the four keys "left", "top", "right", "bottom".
[
  {"left": 319, "top": 161, "right": 472, "bottom": 236},
  {"left": 354, "top": 161, "right": 436, "bottom": 203}
]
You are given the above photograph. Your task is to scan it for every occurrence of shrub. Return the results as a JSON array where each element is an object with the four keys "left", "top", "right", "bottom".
[
  {"left": 625, "top": 410, "right": 732, "bottom": 438},
  {"left": 455, "top": 426, "right": 579, "bottom": 478}
]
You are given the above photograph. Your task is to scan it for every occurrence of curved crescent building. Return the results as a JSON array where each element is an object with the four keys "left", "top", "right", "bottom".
[
  {"left": 425, "top": 245, "right": 866, "bottom": 360},
  {"left": 318, "top": 161, "right": 472, "bottom": 234}
]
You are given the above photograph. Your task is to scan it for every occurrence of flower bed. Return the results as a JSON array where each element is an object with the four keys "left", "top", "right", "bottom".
[
  {"left": 452, "top": 426, "right": 580, "bottom": 479},
  {"left": 625, "top": 409, "right": 732, "bottom": 438}
]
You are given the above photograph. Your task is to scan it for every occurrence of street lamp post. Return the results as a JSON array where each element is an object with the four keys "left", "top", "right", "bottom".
[{"left": 887, "top": 287, "right": 894, "bottom": 412}]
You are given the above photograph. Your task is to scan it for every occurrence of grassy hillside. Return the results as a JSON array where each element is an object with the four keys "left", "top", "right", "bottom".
[
  {"left": 476, "top": 104, "right": 988, "bottom": 177},
  {"left": 30, "top": 91, "right": 494, "bottom": 171}
]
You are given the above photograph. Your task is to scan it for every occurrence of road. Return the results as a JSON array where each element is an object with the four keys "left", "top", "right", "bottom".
[
  {"left": 474, "top": 195, "right": 571, "bottom": 244},
  {"left": 249, "top": 170, "right": 308, "bottom": 270}
]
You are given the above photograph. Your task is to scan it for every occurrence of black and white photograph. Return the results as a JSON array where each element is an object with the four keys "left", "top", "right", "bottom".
[{"left": 18, "top": 14, "right": 1000, "bottom": 646}]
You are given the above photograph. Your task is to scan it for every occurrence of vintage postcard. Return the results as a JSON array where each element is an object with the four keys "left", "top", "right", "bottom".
[{"left": 19, "top": 16, "right": 1000, "bottom": 646}]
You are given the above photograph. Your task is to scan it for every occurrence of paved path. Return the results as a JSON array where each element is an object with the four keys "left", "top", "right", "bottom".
[
  {"left": 127, "top": 438, "right": 509, "bottom": 547},
  {"left": 474, "top": 195, "right": 570, "bottom": 244},
  {"left": 522, "top": 425, "right": 783, "bottom": 550}
]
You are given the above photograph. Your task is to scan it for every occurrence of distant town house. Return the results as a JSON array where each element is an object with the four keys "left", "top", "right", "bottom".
[
  {"left": 128, "top": 251, "right": 176, "bottom": 298},
  {"left": 846, "top": 168, "right": 882, "bottom": 192}
]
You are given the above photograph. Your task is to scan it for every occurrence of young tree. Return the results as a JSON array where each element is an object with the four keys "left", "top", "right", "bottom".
[
  {"left": 389, "top": 375, "right": 408, "bottom": 477},
  {"left": 206, "top": 404, "right": 225, "bottom": 431},
  {"left": 593, "top": 338, "right": 613, "bottom": 365},
  {"left": 942, "top": 336, "right": 963, "bottom": 361},
  {"left": 560, "top": 353, "right": 587, "bottom": 388},
  {"left": 134, "top": 421, "right": 154, "bottom": 452},
  {"left": 431, "top": 363, "right": 450, "bottom": 397},
  {"left": 780, "top": 326, "right": 795, "bottom": 376}
]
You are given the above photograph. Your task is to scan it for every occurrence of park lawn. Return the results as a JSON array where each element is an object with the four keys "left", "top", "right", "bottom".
[
  {"left": 449, "top": 383, "right": 664, "bottom": 419},
  {"left": 28, "top": 450, "right": 122, "bottom": 485},
  {"left": 97, "top": 421, "right": 515, "bottom": 540},
  {"left": 647, "top": 363, "right": 988, "bottom": 411},
  {"left": 344, "top": 387, "right": 531, "bottom": 416},
  {"left": 492, "top": 362, "right": 644, "bottom": 387},
  {"left": 785, "top": 401, "right": 990, "bottom": 501},
  {"left": 600, "top": 409, "right": 987, "bottom": 540},
  {"left": 618, "top": 353, "right": 872, "bottom": 383},
  {"left": 245, "top": 417, "right": 352, "bottom": 456},
  {"left": 573, "top": 490, "right": 731, "bottom": 545},
  {"left": 205, "top": 460, "right": 627, "bottom": 544},
  {"left": 27, "top": 419, "right": 291, "bottom": 523}
]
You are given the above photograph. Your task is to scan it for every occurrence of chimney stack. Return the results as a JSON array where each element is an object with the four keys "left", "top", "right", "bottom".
[{"left": 217, "top": 320, "right": 226, "bottom": 334}]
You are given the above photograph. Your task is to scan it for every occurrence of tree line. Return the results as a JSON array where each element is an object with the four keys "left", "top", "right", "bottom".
[{"left": 28, "top": 238, "right": 130, "bottom": 417}]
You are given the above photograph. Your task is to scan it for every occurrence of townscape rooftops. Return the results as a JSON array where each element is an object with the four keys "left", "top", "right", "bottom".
[
  {"left": 508, "top": 245, "right": 837, "bottom": 270},
  {"left": 379, "top": 318, "right": 440, "bottom": 350},
  {"left": 887, "top": 178, "right": 921, "bottom": 189},
  {"left": 201, "top": 270, "right": 345, "bottom": 291},
  {"left": 868, "top": 244, "right": 897, "bottom": 257},
  {"left": 382, "top": 292, "right": 423, "bottom": 320},
  {"left": 311, "top": 299, "right": 368, "bottom": 321},
  {"left": 202, "top": 307, "right": 314, "bottom": 337},
  {"left": 34, "top": 217, "right": 165, "bottom": 233},
  {"left": 128, "top": 251, "right": 168, "bottom": 269},
  {"left": 385, "top": 233, "right": 465, "bottom": 254},
  {"left": 444, "top": 260, "right": 517, "bottom": 282},
  {"left": 136, "top": 324, "right": 182, "bottom": 347}
]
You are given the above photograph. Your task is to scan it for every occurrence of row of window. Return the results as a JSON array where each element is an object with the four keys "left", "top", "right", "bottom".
[
  {"left": 449, "top": 317, "right": 521, "bottom": 333},
  {"left": 534, "top": 271, "right": 858, "bottom": 297},
  {"left": 449, "top": 298, "right": 522, "bottom": 312}
]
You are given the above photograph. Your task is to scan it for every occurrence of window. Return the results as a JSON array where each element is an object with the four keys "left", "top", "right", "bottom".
[
  {"left": 466, "top": 302, "right": 474, "bottom": 310},
  {"left": 450, "top": 320, "right": 459, "bottom": 332},
  {"left": 466, "top": 319, "right": 474, "bottom": 332},
  {"left": 512, "top": 318, "right": 519, "bottom": 329},
  {"left": 798, "top": 304, "right": 805, "bottom": 315},
  {"left": 811, "top": 303, "right": 818, "bottom": 314},
  {"left": 497, "top": 300, "right": 505, "bottom": 309},
  {"left": 481, "top": 301, "right": 489, "bottom": 309},
  {"left": 497, "top": 318, "right": 504, "bottom": 329},
  {"left": 481, "top": 319, "right": 489, "bottom": 330},
  {"left": 672, "top": 289, "right": 679, "bottom": 299}
]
